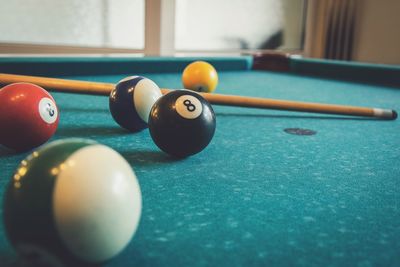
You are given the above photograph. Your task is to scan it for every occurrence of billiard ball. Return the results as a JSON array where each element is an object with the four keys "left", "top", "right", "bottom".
[
  {"left": 148, "top": 89, "right": 216, "bottom": 158},
  {"left": 0, "top": 83, "right": 59, "bottom": 151},
  {"left": 182, "top": 61, "right": 218, "bottom": 93},
  {"left": 109, "top": 76, "right": 162, "bottom": 132},
  {"left": 3, "top": 139, "right": 142, "bottom": 266}
]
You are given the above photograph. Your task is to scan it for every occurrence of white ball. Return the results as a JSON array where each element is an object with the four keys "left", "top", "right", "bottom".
[
  {"left": 52, "top": 144, "right": 142, "bottom": 263},
  {"left": 133, "top": 78, "right": 163, "bottom": 123}
]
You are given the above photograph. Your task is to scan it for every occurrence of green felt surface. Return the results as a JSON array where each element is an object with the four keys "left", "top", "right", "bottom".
[{"left": 0, "top": 58, "right": 400, "bottom": 267}]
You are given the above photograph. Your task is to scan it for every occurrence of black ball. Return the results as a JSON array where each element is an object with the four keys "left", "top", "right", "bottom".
[{"left": 148, "top": 90, "right": 216, "bottom": 158}]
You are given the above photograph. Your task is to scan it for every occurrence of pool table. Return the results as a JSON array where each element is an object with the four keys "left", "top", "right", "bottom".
[{"left": 0, "top": 56, "right": 399, "bottom": 267}]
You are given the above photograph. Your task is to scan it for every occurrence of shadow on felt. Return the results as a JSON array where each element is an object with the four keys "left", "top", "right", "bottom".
[
  {"left": 55, "top": 125, "right": 130, "bottom": 138},
  {"left": 59, "top": 106, "right": 108, "bottom": 113},
  {"left": 0, "top": 146, "right": 19, "bottom": 157},
  {"left": 0, "top": 249, "right": 18, "bottom": 267},
  {"left": 120, "top": 149, "right": 182, "bottom": 167}
]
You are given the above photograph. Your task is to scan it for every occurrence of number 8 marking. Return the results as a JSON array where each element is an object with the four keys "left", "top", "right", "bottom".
[
  {"left": 183, "top": 99, "right": 196, "bottom": 112},
  {"left": 175, "top": 94, "right": 202, "bottom": 119}
]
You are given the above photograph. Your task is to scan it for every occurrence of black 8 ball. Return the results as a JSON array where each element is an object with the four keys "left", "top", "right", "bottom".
[{"left": 148, "top": 89, "right": 216, "bottom": 158}]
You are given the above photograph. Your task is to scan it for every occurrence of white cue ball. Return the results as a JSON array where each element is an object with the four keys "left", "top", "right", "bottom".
[{"left": 52, "top": 144, "right": 142, "bottom": 263}]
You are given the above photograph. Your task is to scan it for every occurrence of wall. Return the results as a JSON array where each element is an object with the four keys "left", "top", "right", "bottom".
[{"left": 352, "top": 0, "right": 400, "bottom": 64}]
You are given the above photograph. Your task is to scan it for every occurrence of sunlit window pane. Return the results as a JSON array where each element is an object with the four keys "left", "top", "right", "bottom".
[
  {"left": 175, "top": 0, "right": 304, "bottom": 51},
  {"left": 0, "top": 0, "right": 144, "bottom": 49}
]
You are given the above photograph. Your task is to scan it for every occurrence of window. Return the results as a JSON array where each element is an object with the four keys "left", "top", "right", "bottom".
[
  {"left": 175, "top": 0, "right": 293, "bottom": 51},
  {"left": 0, "top": 0, "right": 305, "bottom": 55},
  {"left": 0, "top": 0, "right": 144, "bottom": 51}
]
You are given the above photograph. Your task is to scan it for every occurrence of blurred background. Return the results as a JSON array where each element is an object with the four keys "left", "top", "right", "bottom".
[{"left": 0, "top": 0, "right": 399, "bottom": 64}]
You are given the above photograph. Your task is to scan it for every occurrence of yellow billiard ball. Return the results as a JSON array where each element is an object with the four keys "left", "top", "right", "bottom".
[{"left": 182, "top": 61, "right": 218, "bottom": 93}]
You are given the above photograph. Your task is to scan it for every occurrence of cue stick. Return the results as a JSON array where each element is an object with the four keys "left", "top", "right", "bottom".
[{"left": 0, "top": 73, "right": 397, "bottom": 120}]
